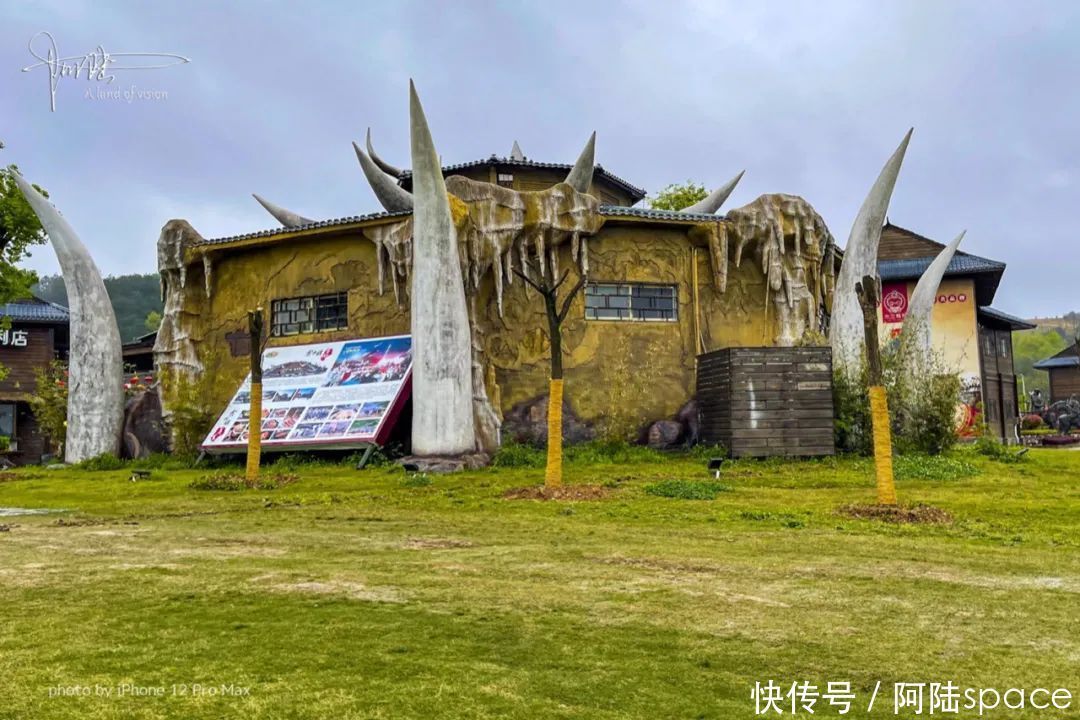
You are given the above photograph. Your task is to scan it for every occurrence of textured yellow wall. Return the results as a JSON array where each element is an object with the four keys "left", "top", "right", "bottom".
[{"left": 183, "top": 221, "right": 777, "bottom": 430}]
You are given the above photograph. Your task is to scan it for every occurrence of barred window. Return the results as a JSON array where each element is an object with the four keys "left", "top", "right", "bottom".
[
  {"left": 270, "top": 292, "right": 348, "bottom": 337},
  {"left": 584, "top": 283, "right": 678, "bottom": 322}
]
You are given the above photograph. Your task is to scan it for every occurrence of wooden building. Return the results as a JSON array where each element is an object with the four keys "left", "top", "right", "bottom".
[
  {"left": 1033, "top": 344, "right": 1080, "bottom": 402},
  {"left": 876, "top": 223, "right": 1033, "bottom": 440},
  {"left": 0, "top": 297, "right": 70, "bottom": 465}
]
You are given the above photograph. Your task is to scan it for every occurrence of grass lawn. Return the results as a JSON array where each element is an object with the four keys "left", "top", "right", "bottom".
[{"left": 0, "top": 446, "right": 1077, "bottom": 719}]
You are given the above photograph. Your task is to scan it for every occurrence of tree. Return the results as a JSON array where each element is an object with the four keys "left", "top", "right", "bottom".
[
  {"left": 34, "top": 272, "right": 164, "bottom": 341},
  {"left": 1013, "top": 327, "right": 1068, "bottom": 395},
  {"left": 145, "top": 310, "right": 162, "bottom": 333},
  {"left": 649, "top": 181, "right": 708, "bottom": 211},
  {"left": 514, "top": 256, "right": 586, "bottom": 488},
  {"left": 0, "top": 146, "right": 47, "bottom": 306}
]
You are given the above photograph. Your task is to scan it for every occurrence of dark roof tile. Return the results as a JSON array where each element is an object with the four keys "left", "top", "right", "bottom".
[{"left": 0, "top": 297, "right": 70, "bottom": 323}]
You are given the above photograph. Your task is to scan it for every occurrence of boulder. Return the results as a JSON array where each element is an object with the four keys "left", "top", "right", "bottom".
[
  {"left": 645, "top": 420, "right": 683, "bottom": 449},
  {"left": 121, "top": 387, "right": 169, "bottom": 459},
  {"left": 501, "top": 393, "right": 595, "bottom": 446}
]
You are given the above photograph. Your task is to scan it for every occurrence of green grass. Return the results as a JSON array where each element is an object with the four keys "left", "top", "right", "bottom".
[{"left": 0, "top": 447, "right": 1077, "bottom": 719}]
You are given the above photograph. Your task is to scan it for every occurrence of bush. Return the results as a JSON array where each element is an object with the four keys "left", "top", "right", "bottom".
[
  {"left": 28, "top": 360, "right": 68, "bottom": 456},
  {"left": 834, "top": 344, "right": 961, "bottom": 456},
  {"left": 75, "top": 453, "right": 127, "bottom": 471},
  {"left": 567, "top": 440, "right": 663, "bottom": 465},
  {"left": 974, "top": 433, "right": 1025, "bottom": 463},
  {"left": 492, "top": 440, "right": 545, "bottom": 468},
  {"left": 1021, "top": 414, "right": 1044, "bottom": 431},
  {"left": 645, "top": 478, "right": 731, "bottom": 500}
]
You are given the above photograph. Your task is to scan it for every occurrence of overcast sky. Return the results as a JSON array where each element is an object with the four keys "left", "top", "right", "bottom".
[{"left": 3, "top": 0, "right": 1077, "bottom": 318}]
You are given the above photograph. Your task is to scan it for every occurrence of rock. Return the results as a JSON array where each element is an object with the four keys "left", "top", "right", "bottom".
[
  {"left": 676, "top": 400, "right": 700, "bottom": 445},
  {"left": 121, "top": 387, "right": 168, "bottom": 459},
  {"left": 501, "top": 393, "right": 595, "bottom": 446},
  {"left": 645, "top": 420, "right": 683, "bottom": 449},
  {"left": 398, "top": 453, "right": 490, "bottom": 474}
]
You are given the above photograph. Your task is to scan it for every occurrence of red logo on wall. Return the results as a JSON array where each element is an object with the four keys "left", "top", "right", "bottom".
[{"left": 881, "top": 282, "right": 909, "bottom": 323}]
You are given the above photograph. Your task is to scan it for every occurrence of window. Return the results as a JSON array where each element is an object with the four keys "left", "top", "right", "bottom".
[
  {"left": 496, "top": 172, "right": 514, "bottom": 187},
  {"left": 270, "top": 292, "right": 348, "bottom": 337},
  {"left": 584, "top": 283, "right": 678, "bottom": 322},
  {"left": 0, "top": 404, "right": 15, "bottom": 446}
]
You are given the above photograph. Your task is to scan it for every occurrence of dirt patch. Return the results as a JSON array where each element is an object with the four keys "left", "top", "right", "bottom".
[
  {"left": 0, "top": 472, "right": 19, "bottom": 483},
  {"left": 0, "top": 523, "right": 13, "bottom": 532},
  {"left": 53, "top": 518, "right": 139, "bottom": 528},
  {"left": 838, "top": 503, "right": 953, "bottom": 524},
  {"left": 503, "top": 485, "right": 612, "bottom": 501},
  {"left": 270, "top": 580, "right": 404, "bottom": 603},
  {"left": 403, "top": 537, "right": 474, "bottom": 550}
]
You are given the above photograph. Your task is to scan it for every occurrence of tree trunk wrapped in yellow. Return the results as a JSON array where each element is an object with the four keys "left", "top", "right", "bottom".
[
  {"left": 245, "top": 308, "right": 264, "bottom": 482},
  {"left": 545, "top": 379, "right": 564, "bottom": 487},
  {"left": 857, "top": 277, "right": 898, "bottom": 506}
]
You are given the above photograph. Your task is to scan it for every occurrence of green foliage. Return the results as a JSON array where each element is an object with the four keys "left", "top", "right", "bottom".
[
  {"left": 144, "top": 310, "right": 162, "bottom": 332},
  {"left": 33, "top": 272, "right": 163, "bottom": 342},
  {"left": 0, "top": 163, "right": 46, "bottom": 306},
  {"left": 644, "top": 478, "right": 731, "bottom": 499},
  {"left": 893, "top": 453, "right": 978, "bottom": 481},
  {"left": 566, "top": 440, "right": 663, "bottom": 465},
  {"left": 834, "top": 344, "right": 961, "bottom": 456},
  {"left": 75, "top": 453, "right": 126, "bottom": 471},
  {"left": 163, "top": 349, "right": 224, "bottom": 457},
  {"left": 648, "top": 181, "right": 708, "bottom": 211},
  {"left": 1012, "top": 327, "right": 1068, "bottom": 396},
  {"left": 974, "top": 433, "right": 1026, "bottom": 463},
  {"left": 493, "top": 440, "right": 545, "bottom": 468},
  {"left": 27, "top": 360, "right": 68, "bottom": 456},
  {"left": 402, "top": 473, "right": 432, "bottom": 488}
]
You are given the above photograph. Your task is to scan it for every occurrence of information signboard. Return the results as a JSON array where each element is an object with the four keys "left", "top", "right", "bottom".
[{"left": 201, "top": 334, "right": 411, "bottom": 453}]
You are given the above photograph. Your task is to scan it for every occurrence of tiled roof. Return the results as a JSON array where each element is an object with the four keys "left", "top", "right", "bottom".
[
  {"left": 398, "top": 156, "right": 647, "bottom": 201},
  {"left": 1034, "top": 355, "right": 1079, "bottom": 370},
  {"left": 598, "top": 205, "right": 722, "bottom": 222},
  {"left": 199, "top": 210, "right": 412, "bottom": 246},
  {"left": 0, "top": 297, "right": 70, "bottom": 323},
  {"left": 877, "top": 252, "right": 1006, "bottom": 281},
  {"left": 977, "top": 306, "right": 1036, "bottom": 330},
  {"left": 199, "top": 205, "right": 724, "bottom": 246}
]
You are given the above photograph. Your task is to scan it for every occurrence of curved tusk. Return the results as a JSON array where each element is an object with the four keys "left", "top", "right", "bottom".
[
  {"left": 407, "top": 79, "right": 476, "bottom": 455},
  {"left": 829, "top": 128, "right": 914, "bottom": 376},
  {"left": 681, "top": 170, "right": 745, "bottom": 214},
  {"left": 353, "top": 141, "right": 414, "bottom": 212},
  {"left": 564, "top": 131, "right": 596, "bottom": 194},
  {"left": 252, "top": 194, "right": 313, "bottom": 228},
  {"left": 899, "top": 229, "right": 965, "bottom": 371},
  {"left": 12, "top": 171, "right": 124, "bottom": 463},
  {"left": 366, "top": 127, "right": 404, "bottom": 177}
]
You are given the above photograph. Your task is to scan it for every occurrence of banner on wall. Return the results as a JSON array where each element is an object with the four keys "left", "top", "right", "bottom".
[
  {"left": 881, "top": 282, "right": 909, "bottom": 324},
  {"left": 201, "top": 334, "right": 412, "bottom": 453}
]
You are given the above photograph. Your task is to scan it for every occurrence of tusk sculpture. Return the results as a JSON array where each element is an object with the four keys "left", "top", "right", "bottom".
[
  {"left": 252, "top": 194, "right": 312, "bottom": 228},
  {"left": 366, "top": 127, "right": 404, "bottom": 177},
  {"left": 408, "top": 80, "right": 476, "bottom": 456},
  {"left": 898, "top": 230, "right": 965, "bottom": 376},
  {"left": 13, "top": 172, "right": 124, "bottom": 463},
  {"left": 829, "top": 128, "right": 913, "bottom": 377},
  {"left": 564, "top": 131, "right": 596, "bottom": 194},
  {"left": 681, "top": 170, "right": 745, "bottom": 214},
  {"left": 353, "top": 141, "right": 414, "bottom": 212}
]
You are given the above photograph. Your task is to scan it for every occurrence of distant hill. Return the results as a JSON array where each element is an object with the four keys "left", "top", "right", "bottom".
[{"left": 33, "top": 273, "right": 162, "bottom": 343}]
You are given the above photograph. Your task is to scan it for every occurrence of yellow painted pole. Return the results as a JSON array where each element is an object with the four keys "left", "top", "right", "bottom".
[
  {"left": 245, "top": 308, "right": 264, "bottom": 482},
  {"left": 545, "top": 378, "right": 564, "bottom": 488},
  {"left": 246, "top": 382, "right": 262, "bottom": 481},
  {"left": 868, "top": 385, "right": 896, "bottom": 505}
]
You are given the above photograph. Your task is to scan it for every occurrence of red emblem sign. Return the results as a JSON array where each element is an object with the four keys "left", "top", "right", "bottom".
[{"left": 881, "top": 282, "right": 909, "bottom": 323}]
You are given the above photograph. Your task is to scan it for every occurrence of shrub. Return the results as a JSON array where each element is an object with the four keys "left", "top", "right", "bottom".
[
  {"left": 28, "top": 360, "right": 68, "bottom": 456},
  {"left": 1021, "top": 414, "right": 1044, "bottom": 431},
  {"left": 567, "top": 440, "right": 663, "bottom": 465},
  {"left": 645, "top": 478, "right": 731, "bottom": 500},
  {"left": 974, "top": 433, "right": 1025, "bottom": 463},
  {"left": 160, "top": 348, "right": 225, "bottom": 457},
  {"left": 492, "top": 440, "right": 545, "bottom": 468},
  {"left": 75, "top": 453, "right": 126, "bottom": 471}
]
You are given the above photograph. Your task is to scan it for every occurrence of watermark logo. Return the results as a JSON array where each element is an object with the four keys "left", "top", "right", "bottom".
[{"left": 21, "top": 31, "right": 190, "bottom": 112}]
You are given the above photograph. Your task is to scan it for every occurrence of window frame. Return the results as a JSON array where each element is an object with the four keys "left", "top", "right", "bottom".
[
  {"left": 583, "top": 282, "right": 679, "bottom": 323},
  {"left": 270, "top": 292, "right": 349, "bottom": 337}
]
